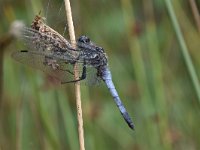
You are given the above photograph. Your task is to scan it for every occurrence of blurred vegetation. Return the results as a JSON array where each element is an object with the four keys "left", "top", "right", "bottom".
[{"left": 0, "top": 0, "right": 200, "bottom": 149}]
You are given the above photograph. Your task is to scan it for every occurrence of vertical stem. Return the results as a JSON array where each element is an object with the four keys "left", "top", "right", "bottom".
[
  {"left": 64, "top": 0, "right": 75, "bottom": 42},
  {"left": 143, "top": 1, "right": 171, "bottom": 149},
  {"left": 0, "top": 34, "right": 14, "bottom": 149},
  {"left": 16, "top": 97, "right": 23, "bottom": 150},
  {"left": 63, "top": 0, "right": 85, "bottom": 150},
  {"left": 0, "top": 34, "right": 13, "bottom": 107},
  {"left": 164, "top": 0, "right": 200, "bottom": 103},
  {"left": 189, "top": 0, "right": 200, "bottom": 32}
]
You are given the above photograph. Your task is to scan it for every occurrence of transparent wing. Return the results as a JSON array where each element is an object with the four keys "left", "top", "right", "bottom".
[
  {"left": 11, "top": 50, "right": 83, "bottom": 83},
  {"left": 20, "top": 27, "right": 104, "bottom": 68},
  {"left": 21, "top": 27, "right": 75, "bottom": 52},
  {"left": 11, "top": 50, "right": 102, "bottom": 84},
  {"left": 15, "top": 26, "right": 104, "bottom": 84}
]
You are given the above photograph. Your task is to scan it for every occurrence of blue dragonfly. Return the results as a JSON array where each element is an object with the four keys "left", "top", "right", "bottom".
[{"left": 12, "top": 15, "right": 135, "bottom": 130}]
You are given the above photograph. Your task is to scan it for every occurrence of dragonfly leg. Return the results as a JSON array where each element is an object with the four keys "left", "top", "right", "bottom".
[{"left": 61, "top": 64, "right": 86, "bottom": 84}]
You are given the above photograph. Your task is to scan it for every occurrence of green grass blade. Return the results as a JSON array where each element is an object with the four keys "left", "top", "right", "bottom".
[{"left": 164, "top": 0, "right": 200, "bottom": 103}]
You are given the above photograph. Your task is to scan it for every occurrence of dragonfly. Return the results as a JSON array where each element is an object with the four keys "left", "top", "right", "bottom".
[{"left": 12, "top": 15, "right": 135, "bottom": 130}]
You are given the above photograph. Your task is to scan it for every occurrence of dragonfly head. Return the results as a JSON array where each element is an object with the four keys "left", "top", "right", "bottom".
[
  {"left": 78, "top": 35, "right": 105, "bottom": 53},
  {"left": 78, "top": 35, "right": 91, "bottom": 43}
]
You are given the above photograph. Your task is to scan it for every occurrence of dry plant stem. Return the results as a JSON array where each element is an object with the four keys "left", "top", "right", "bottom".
[
  {"left": 0, "top": 34, "right": 14, "bottom": 107},
  {"left": 63, "top": 0, "right": 85, "bottom": 150},
  {"left": 189, "top": 0, "right": 200, "bottom": 32},
  {"left": 0, "top": 34, "right": 14, "bottom": 149}
]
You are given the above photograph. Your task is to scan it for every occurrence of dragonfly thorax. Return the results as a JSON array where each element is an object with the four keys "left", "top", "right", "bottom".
[{"left": 77, "top": 35, "right": 108, "bottom": 67}]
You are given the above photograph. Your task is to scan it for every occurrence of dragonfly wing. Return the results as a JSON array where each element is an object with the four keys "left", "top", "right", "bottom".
[
  {"left": 21, "top": 27, "right": 71, "bottom": 51},
  {"left": 11, "top": 50, "right": 83, "bottom": 83},
  {"left": 84, "top": 66, "right": 102, "bottom": 86}
]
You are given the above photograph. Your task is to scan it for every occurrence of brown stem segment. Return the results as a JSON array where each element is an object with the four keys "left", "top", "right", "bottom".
[
  {"left": 64, "top": 0, "right": 85, "bottom": 150},
  {"left": 189, "top": 0, "right": 200, "bottom": 32}
]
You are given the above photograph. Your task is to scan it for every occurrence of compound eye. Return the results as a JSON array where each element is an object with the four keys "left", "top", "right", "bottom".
[
  {"left": 78, "top": 35, "right": 90, "bottom": 43},
  {"left": 96, "top": 47, "right": 104, "bottom": 52}
]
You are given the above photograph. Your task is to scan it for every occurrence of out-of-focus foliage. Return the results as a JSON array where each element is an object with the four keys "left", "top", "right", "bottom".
[{"left": 0, "top": 0, "right": 200, "bottom": 150}]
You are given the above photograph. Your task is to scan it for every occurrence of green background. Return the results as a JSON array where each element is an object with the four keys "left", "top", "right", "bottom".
[{"left": 0, "top": 0, "right": 200, "bottom": 149}]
